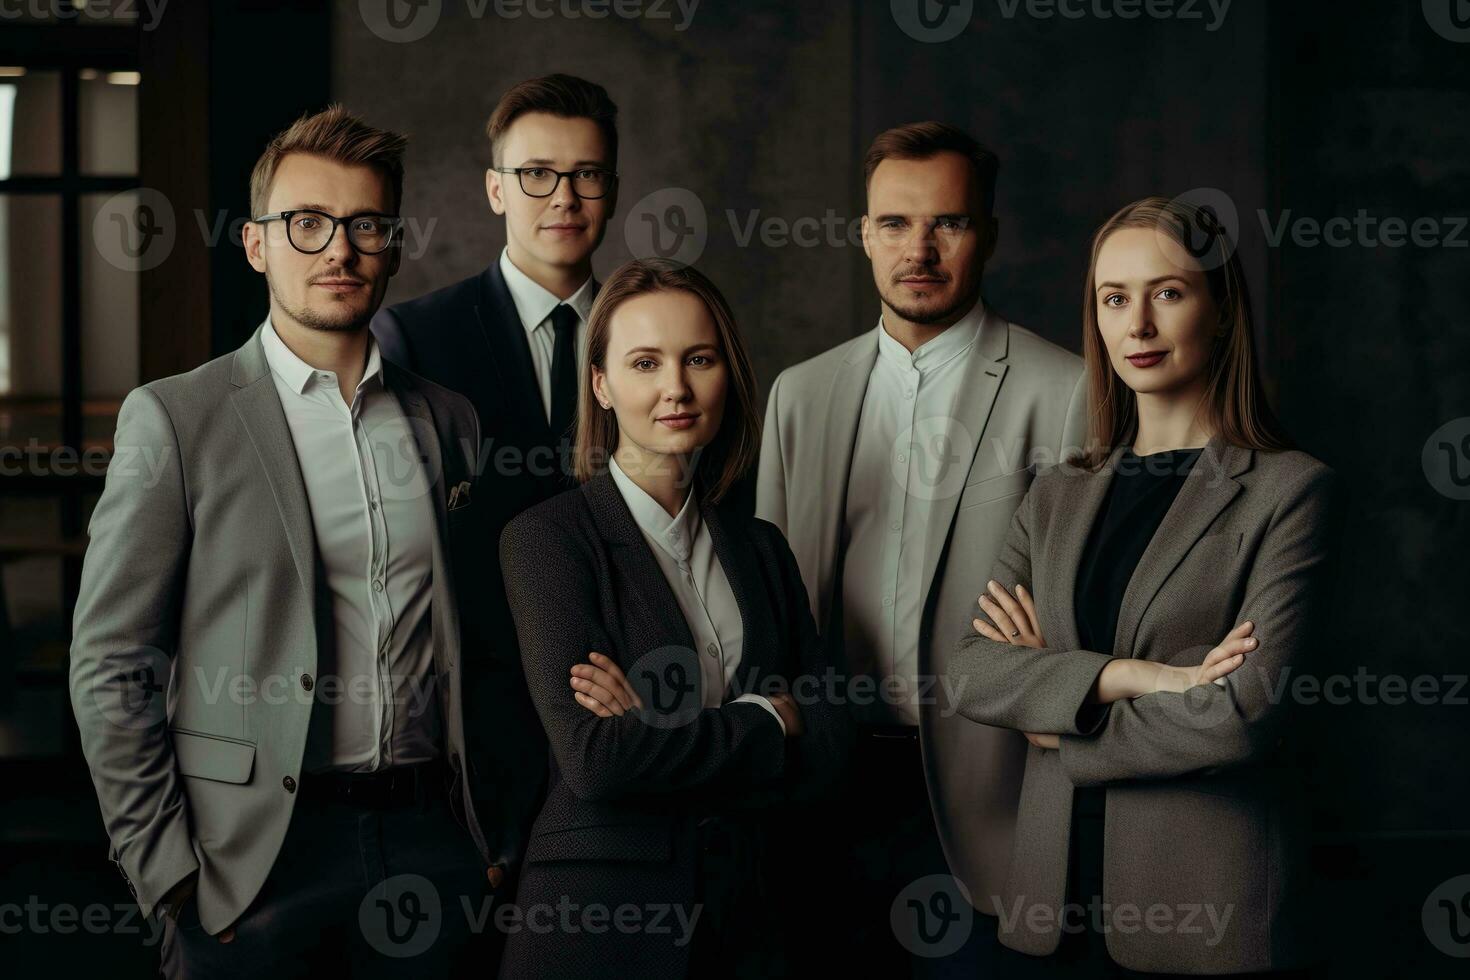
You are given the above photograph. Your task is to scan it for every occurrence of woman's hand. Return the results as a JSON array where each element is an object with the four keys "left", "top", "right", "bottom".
[
  {"left": 972, "top": 579, "right": 1045, "bottom": 649},
  {"left": 569, "top": 651, "right": 644, "bottom": 717},
  {"left": 1092, "top": 621, "right": 1257, "bottom": 702},
  {"left": 1152, "top": 621, "right": 1257, "bottom": 694}
]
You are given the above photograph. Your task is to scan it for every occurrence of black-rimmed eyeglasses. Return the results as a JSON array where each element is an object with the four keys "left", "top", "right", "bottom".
[
  {"left": 251, "top": 209, "right": 404, "bottom": 254},
  {"left": 491, "top": 167, "right": 618, "bottom": 200}
]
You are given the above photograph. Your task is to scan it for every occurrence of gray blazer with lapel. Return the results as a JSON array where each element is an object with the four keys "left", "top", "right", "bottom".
[
  {"left": 68, "top": 323, "right": 495, "bottom": 934},
  {"left": 755, "top": 308, "right": 1087, "bottom": 916},
  {"left": 950, "top": 435, "right": 1339, "bottom": 973}
]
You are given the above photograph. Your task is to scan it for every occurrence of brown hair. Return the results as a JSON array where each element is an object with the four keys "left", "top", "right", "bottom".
[
  {"left": 863, "top": 121, "right": 999, "bottom": 214},
  {"left": 485, "top": 73, "right": 619, "bottom": 167},
  {"left": 574, "top": 259, "right": 760, "bottom": 504},
  {"left": 1074, "top": 195, "right": 1292, "bottom": 469},
  {"left": 249, "top": 104, "right": 407, "bottom": 218}
]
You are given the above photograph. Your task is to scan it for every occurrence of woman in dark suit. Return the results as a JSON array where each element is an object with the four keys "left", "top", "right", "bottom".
[
  {"left": 497, "top": 258, "right": 852, "bottom": 979},
  {"left": 951, "top": 196, "right": 1338, "bottom": 977}
]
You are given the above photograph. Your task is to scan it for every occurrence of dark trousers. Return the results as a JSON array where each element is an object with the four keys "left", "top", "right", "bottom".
[
  {"left": 767, "top": 726, "right": 1027, "bottom": 978},
  {"left": 159, "top": 769, "right": 494, "bottom": 979}
]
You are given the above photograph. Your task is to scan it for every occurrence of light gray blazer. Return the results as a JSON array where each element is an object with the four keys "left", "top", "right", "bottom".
[
  {"left": 68, "top": 323, "right": 491, "bottom": 934},
  {"left": 950, "top": 435, "right": 1338, "bottom": 973},
  {"left": 755, "top": 308, "right": 1087, "bottom": 916}
]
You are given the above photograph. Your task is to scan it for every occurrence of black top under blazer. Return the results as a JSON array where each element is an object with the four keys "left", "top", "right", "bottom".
[{"left": 497, "top": 473, "right": 854, "bottom": 979}]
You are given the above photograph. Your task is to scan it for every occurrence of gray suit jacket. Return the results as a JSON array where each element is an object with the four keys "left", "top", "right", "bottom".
[
  {"left": 950, "top": 436, "right": 1338, "bottom": 973},
  {"left": 755, "top": 308, "right": 1087, "bottom": 916},
  {"left": 69, "top": 323, "right": 493, "bottom": 934}
]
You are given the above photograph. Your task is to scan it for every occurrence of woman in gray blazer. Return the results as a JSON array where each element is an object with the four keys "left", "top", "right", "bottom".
[
  {"left": 952, "top": 196, "right": 1337, "bottom": 977},
  {"left": 498, "top": 259, "right": 852, "bottom": 979}
]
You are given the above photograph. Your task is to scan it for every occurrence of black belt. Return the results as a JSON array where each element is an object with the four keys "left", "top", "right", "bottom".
[{"left": 298, "top": 758, "right": 450, "bottom": 809}]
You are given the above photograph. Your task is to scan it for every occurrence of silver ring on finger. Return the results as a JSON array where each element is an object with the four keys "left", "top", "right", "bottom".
[{"left": 1010, "top": 630, "right": 1020, "bottom": 638}]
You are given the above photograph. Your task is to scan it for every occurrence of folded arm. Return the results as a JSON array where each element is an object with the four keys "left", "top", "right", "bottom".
[{"left": 500, "top": 514, "right": 785, "bottom": 803}]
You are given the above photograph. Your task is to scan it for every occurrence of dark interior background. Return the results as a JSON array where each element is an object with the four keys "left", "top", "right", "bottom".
[{"left": 2, "top": 1, "right": 1466, "bottom": 975}]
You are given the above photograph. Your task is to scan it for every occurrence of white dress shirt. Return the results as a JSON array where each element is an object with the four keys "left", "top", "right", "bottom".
[
  {"left": 608, "top": 459, "right": 785, "bottom": 733},
  {"left": 261, "top": 317, "right": 441, "bottom": 772},
  {"left": 498, "top": 247, "right": 597, "bottom": 423},
  {"left": 842, "top": 303, "right": 985, "bottom": 725}
]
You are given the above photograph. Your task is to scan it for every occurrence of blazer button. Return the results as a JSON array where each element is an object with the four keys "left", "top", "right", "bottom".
[
  {"left": 300, "top": 673, "right": 314, "bottom": 692},
  {"left": 283, "top": 776, "right": 297, "bottom": 793}
]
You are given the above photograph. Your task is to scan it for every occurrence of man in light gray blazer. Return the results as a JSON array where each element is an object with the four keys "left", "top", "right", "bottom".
[
  {"left": 756, "top": 121, "right": 1087, "bottom": 973},
  {"left": 69, "top": 107, "right": 503, "bottom": 977}
]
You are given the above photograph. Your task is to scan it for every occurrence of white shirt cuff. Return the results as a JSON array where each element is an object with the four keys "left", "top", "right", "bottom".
[{"left": 732, "top": 693, "right": 786, "bottom": 736}]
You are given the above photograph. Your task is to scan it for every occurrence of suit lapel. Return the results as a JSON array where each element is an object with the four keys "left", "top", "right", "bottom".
[
  {"left": 1112, "top": 435, "right": 1249, "bottom": 655},
  {"left": 474, "top": 261, "right": 553, "bottom": 446},
  {"left": 386, "top": 364, "right": 461, "bottom": 675},
  {"left": 918, "top": 308, "right": 1010, "bottom": 605},
  {"left": 582, "top": 475, "right": 698, "bottom": 660},
  {"left": 1048, "top": 446, "right": 1126, "bottom": 654},
  {"left": 229, "top": 324, "right": 316, "bottom": 601},
  {"left": 702, "top": 500, "right": 780, "bottom": 688},
  {"left": 813, "top": 331, "right": 878, "bottom": 632}
]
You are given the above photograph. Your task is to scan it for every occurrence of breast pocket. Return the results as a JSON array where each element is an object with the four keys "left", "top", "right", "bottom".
[{"left": 958, "top": 468, "right": 1033, "bottom": 510}]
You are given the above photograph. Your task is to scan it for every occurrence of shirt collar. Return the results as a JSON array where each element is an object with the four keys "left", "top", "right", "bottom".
[
  {"left": 260, "top": 314, "right": 385, "bottom": 397},
  {"left": 876, "top": 296, "right": 986, "bottom": 374},
  {"left": 498, "top": 247, "right": 596, "bottom": 336},
  {"left": 609, "top": 456, "right": 701, "bottom": 565}
]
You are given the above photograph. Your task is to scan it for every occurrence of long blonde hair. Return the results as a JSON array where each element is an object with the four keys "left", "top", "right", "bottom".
[{"left": 1075, "top": 195, "right": 1292, "bottom": 469}]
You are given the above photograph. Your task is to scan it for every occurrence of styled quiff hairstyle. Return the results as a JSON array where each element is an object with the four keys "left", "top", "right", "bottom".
[
  {"left": 1075, "top": 195, "right": 1293, "bottom": 469},
  {"left": 863, "top": 121, "right": 999, "bottom": 214},
  {"left": 574, "top": 259, "right": 760, "bottom": 505},
  {"left": 249, "top": 104, "right": 407, "bottom": 218},
  {"left": 485, "top": 74, "right": 619, "bottom": 167}
]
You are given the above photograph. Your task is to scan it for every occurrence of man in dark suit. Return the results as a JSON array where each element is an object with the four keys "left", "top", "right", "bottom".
[{"left": 370, "top": 74, "right": 620, "bottom": 898}]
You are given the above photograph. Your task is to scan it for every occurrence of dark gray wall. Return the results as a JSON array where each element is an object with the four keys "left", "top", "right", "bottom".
[{"left": 334, "top": 1, "right": 1470, "bottom": 844}]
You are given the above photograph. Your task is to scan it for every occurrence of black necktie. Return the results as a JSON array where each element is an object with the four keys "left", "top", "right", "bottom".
[{"left": 548, "top": 304, "right": 580, "bottom": 444}]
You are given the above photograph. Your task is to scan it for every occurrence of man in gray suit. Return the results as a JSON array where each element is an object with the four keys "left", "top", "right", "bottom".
[
  {"left": 756, "top": 121, "right": 1087, "bottom": 974},
  {"left": 69, "top": 106, "right": 500, "bottom": 977}
]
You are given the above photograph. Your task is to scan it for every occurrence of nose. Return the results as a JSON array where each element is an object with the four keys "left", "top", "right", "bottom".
[
  {"left": 902, "top": 223, "right": 940, "bottom": 265},
  {"left": 662, "top": 364, "right": 691, "bottom": 403},
  {"left": 1128, "top": 297, "right": 1155, "bottom": 339},
  {"left": 320, "top": 220, "right": 357, "bottom": 267},
  {"left": 549, "top": 172, "right": 581, "bottom": 210}
]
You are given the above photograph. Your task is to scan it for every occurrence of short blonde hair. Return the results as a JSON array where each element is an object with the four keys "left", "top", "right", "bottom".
[{"left": 249, "top": 104, "right": 407, "bottom": 218}]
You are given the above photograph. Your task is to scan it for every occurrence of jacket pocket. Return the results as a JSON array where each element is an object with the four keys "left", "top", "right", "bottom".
[
  {"left": 523, "top": 822, "right": 673, "bottom": 865},
  {"left": 958, "top": 468, "right": 1033, "bottom": 510},
  {"left": 171, "top": 729, "right": 256, "bottom": 784}
]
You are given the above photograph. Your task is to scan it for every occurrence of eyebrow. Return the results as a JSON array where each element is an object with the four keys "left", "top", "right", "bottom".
[
  {"left": 514, "top": 158, "right": 609, "bottom": 168},
  {"left": 870, "top": 212, "right": 970, "bottom": 223},
  {"left": 1095, "top": 275, "right": 1188, "bottom": 292},
  {"left": 623, "top": 343, "right": 720, "bottom": 356},
  {"left": 277, "top": 203, "right": 390, "bottom": 215}
]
